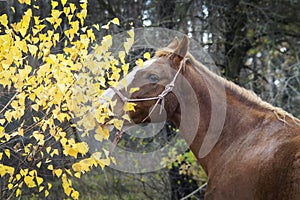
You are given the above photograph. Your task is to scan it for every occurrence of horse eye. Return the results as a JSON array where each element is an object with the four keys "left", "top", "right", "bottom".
[{"left": 148, "top": 74, "right": 159, "bottom": 83}]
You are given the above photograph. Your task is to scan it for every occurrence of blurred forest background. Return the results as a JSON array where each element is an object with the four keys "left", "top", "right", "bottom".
[{"left": 0, "top": 0, "right": 299, "bottom": 199}]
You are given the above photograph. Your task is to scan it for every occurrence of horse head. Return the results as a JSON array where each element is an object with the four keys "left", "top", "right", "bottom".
[{"left": 103, "top": 36, "right": 190, "bottom": 125}]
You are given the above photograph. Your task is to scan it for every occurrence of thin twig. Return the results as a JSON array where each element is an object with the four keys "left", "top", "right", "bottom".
[
  {"left": 0, "top": 92, "right": 18, "bottom": 114},
  {"left": 180, "top": 183, "right": 207, "bottom": 200}
]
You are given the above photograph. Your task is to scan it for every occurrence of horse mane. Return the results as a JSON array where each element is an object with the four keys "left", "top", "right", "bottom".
[{"left": 155, "top": 48, "right": 300, "bottom": 126}]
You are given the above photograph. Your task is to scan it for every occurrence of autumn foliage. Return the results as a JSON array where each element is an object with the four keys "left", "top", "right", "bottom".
[{"left": 0, "top": 0, "right": 135, "bottom": 199}]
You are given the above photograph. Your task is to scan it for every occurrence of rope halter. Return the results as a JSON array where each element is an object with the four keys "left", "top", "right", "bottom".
[
  {"left": 111, "top": 57, "right": 187, "bottom": 123},
  {"left": 109, "top": 57, "right": 186, "bottom": 154}
]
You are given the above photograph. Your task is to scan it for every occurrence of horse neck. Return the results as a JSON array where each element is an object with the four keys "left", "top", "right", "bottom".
[{"left": 173, "top": 60, "right": 276, "bottom": 171}]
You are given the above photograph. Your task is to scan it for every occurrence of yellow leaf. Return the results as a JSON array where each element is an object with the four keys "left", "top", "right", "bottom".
[
  {"left": 51, "top": 9, "right": 62, "bottom": 20},
  {"left": 101, "top": 35, "right": 112, "bottom": 50},
  {"left": 51, "top": 1, "right": 59, "bottom": 9},
  {"left": 87, "top": 29, "right": 95, "bottom": 41},
  {"left": 36, "top": 162, "right": 42, "bottom": 168},
  {"left": 15, "top": 39, "right": 28, "bottom": 53},
  {"left": 14, "top": 9, "right": 32, "bottom": 37},
  {"left": 129, "top": 87, "right": 139, "bottom": 94},
  {"left": 29, "top": 169, "right": 37, "bottom": 176},
  {"left": 46, "top": 147, "right": 51, "bottom": 154},
  {"left": 127, "top": 28, "right": 134, "bottom": 38},
  {"left": 39, "top": 186, "right": 44, "bottom": 192},
  {"left": 76, "top": 142, "right": 89, "bottom": 155},
  {"left": 4, "top": 133, "right": 10, "bottom": 141},
  {"left": 16, "top": 188, "right": 21, "bottom": 197},
  {"left": 112, "top": 119, "right": 123, "bottom": 130},
  {"left": 47, "top": 165, "right": 53, "bottom": 170},
  {"left": 124, "top": 37, "right": 134, "bottom": 54},
  {"left": 61, "top": 0, "right": 67, "bottom": 6},
  {"left": 0, "top": 14, "right": 8, "bottom": 27},
  {"left": 18, "top": 0, "right": 30, "bottom": 5},
  {"left": 24, "top": 175, "right": 36, "bottom": 188},
  {"left": 111, "top": 157, "right": 116, "bottom": 165},
  {"left": 122, "top": 114, "right": 131, "bottom": 122},
  {"left": 54, "top": 169, "right": 62, "bottom": 177},
  {"left": 8, "top": 183, "right": 13, "bottom": 190},
  {"left": 4, "top": 111, "right": 13, "bottom": 123},
  {"left": 91, "top": 152, "right": 102, "bottom": 160},
  {"left": 32, "top": 131, "right": 44, "bottom": 145},
  {"left": 144, "top": 52, "right": 151, "bottom": 60},
  {"left": 74, "top": 172, "right": 81, "bottom": 178},
  {"left": 36, "top": 176, "right": 43, "bottom": 186},
  {"left": 62, "top": 177, "right": 72, "bottom": 196},
  {"left": 4, "top": 149, "right": 10, "bottom": 159},
  {"left": 119, "top": 51, "right": 125, "bottom": 64},
  {"left": 94, "top": 126, "right": 109, "bottom": 142},
  {"left": 101, "top": 22, "right": 110, "bottom": 29},
  {"left": 122, "top": 63, "right": 129, "bottom": 75},
  {"left": 45, "top": 190, "right": 49, "bottom": 197},
  {"left": 46, "top": 17, "right": 55, "bottom": 25},
  {"left": 64, "top": 146, "right": 78, "bottom": 158},
  {"left": 123, "top": 102, "right": 136, "bottom": 112},
  {"left": 19, "top": 65, "right": 32, "bottom": 78},
  {"left": 18, "top": 127, "right": 24, "bottom": 136},
  {"left": 72, "top": 162, "right": 82, "bottom": 172},
  {"left": 0, "top": 126, "right": 4, "bottom": 139},
  {"left": 28, "top": 44, "right": 38, "bottom": 56},
  {"left": 111, "top": 18, "right": 120, "bottom": 25},
  {"left": 0, "top": 119, "right": 5, "bottom": 125},
  {"left": 68, "top": 3, "right": 75, "bottom": 13},
  {"left": 103, "top": 148, "right": 109, "bottom": 157},
  {"left": 135, "top": 58, "right": 144, "bottom": 67},
  {"left": 97, "top": 158, "right": 110, "bottom": 170},
  {"left": 0, "top": 164, "right": 15, "bottom": 177},
  {"left": 93, "top": 24, "right": 100, "bottom": 31},
  {"left": 50, "top": 149, "right": 59, "bottom": 157},
  {"left": 71, "top": 190, "right": 79, "bottom": 200},
  {"left": 20, "top": 169, "right": 28, "bottom": 176}
]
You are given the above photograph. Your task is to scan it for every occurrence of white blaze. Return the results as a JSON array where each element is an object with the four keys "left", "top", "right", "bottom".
[
  {"left": 99, "top": 87, "right": 115, "bottom": 104},
  {"left": 121, "top": 59, "right": 157, "bottom": 88}
]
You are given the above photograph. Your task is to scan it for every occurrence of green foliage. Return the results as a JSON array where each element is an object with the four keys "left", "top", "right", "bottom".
[{"left": 161, "top": 145, "right": 207, "bottom": 184}]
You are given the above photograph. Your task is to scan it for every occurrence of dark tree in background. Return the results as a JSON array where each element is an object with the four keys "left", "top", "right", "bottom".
[{"left": 0, "top": 0, "right": 299, "bottom": 199}]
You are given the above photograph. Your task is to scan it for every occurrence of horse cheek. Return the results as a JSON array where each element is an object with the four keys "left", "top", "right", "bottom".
[{"left": 165, "top": 93, "right": 179, "bottom": 118}]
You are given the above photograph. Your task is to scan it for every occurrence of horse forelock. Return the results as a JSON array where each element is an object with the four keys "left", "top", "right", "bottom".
[{"left": 155, "top": 48, "right": 173, "bottom": 58}]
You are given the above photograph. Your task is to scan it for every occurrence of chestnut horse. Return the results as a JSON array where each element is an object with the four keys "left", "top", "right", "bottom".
[{"left": 104, "top": 36, "right": 300, "bottom": 199}]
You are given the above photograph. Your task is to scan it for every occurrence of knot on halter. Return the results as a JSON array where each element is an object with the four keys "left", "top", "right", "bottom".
[{"left": 158, "top": 83, "right": 174, "bottom": 99}]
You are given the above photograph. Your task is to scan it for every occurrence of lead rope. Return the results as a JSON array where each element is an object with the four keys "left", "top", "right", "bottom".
[
  {"left": 109, "top": 58, "right": 186, "bottom": 154},
  {"left": 109, "top": 125, "right": 133, "bottom": 154}
]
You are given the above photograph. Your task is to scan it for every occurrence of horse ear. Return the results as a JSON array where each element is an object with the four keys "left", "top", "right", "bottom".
[
  {"left": 170, "top": 35, "right": 188, "bottom": 66},
  {"left": 167, "top": 37, "right": 179, "bottom": 49}
]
